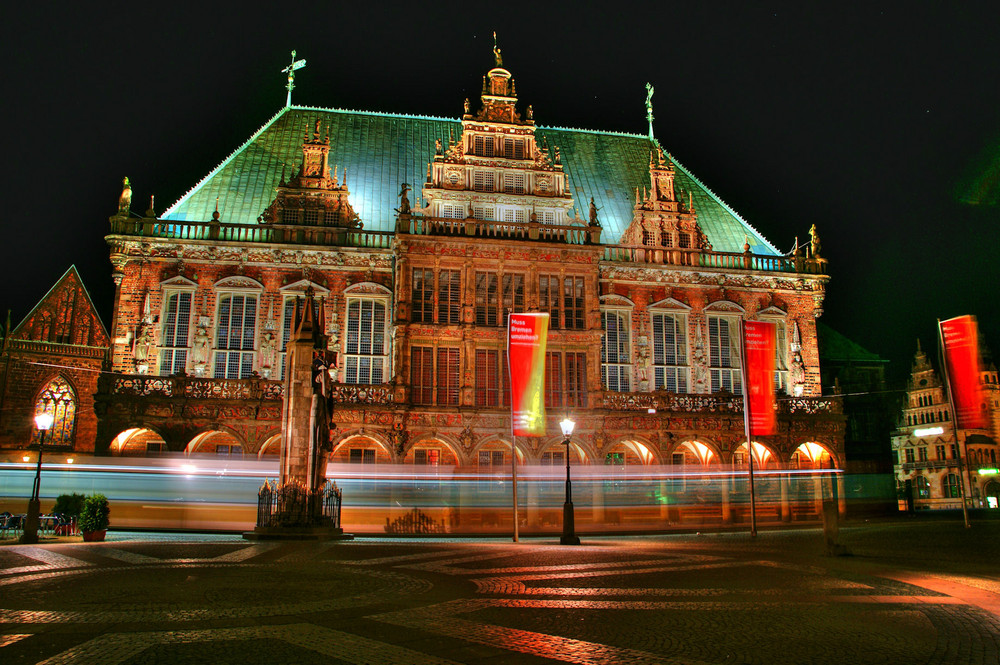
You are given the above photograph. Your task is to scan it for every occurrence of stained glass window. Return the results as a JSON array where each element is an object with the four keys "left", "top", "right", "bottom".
[{"left": 31, "top": 377, "right": 76, "bottom": 446}]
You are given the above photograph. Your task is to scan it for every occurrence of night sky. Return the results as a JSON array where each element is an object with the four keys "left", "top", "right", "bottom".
[{"left": 3, "top": 3, "right": 998, "bottom": 387}]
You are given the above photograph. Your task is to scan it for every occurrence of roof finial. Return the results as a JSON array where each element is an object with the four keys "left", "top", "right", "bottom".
[
  {"left": 492, "top": 31, "right": 502, "bottom": 67},
  {"left": 645, "top": 82, "right": 655, "bottom": 141},
  {"left": 281, "top": 50, "right": 307, "bottom": 107},
  {"left": 213, "top": 197, "right": 221, "bottom": 222}
]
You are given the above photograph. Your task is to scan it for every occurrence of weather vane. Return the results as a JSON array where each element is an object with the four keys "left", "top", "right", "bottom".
[
  {"left": 645, "top": 82, "right": 655, "bottom": 141},
  {"left": 282, "top": 50, "right": 307, "bottom": 107}
]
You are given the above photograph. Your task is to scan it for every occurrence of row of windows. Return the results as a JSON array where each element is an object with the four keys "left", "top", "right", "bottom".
[
  {"left": 470, "top": 135, "right": 526, "bottom": 159},
  {"left": 906, "top": 410, "right": 949, "bottom": 426},
  {"left": 906, "top": 474, "right": 962, "bottom": 499},
  {"left": 158, "top": 291, "right": 390, "bottom": 382},
  {"left": 642, "top": 229, "right": 694, "bottom": 249},
  {"left": 411, "top": 270, "right": 587, "bottom": 330},
  {"left": 410, "top": 347, "right": 587, "bottom": 408},
  {"left": 439, "top": 203, "right": 558, "bottom": 224},
  {"left": 899, "top": 443, "right": 960, "bottom": 464},
  {"left": 600, "top": 311, "right": 789, "bottom": 394}
]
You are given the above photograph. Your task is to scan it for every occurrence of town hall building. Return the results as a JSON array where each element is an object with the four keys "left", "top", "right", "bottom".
[{"left": 87, "top": 49, "right": 843, "bottom": 523}]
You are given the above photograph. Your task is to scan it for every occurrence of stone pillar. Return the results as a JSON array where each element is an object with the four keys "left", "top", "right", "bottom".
[
  {"left": 591, "top": 477, "right": 604, "bottom": 524},
  {"left": 780, "top": 472, "right": 791, "bottom": 522},
  {"left": 526, "top": 477, "right": 539, "bottom": 528},
  {"left": 721, "top": 478, "right": 732, "bottom": 523},
  {"left": 837, "top": 473, "right": 847, "bottom": 518}
]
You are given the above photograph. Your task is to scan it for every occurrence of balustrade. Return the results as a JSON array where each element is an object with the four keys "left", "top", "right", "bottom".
[
  {"left": 101, "top": 373, "right": 399, "bottom": 405},
  {"left": 601, "top": 390, "right": 841, "bottom": 415},
  {"left": 398, "top": 215, "right": 595, "bottom": 245},
  {"left": 601, "top": 244, "right": 825, "bottom": 275},
  {"left": 108, "top": 217, "right": 393, "bottom": 249}
]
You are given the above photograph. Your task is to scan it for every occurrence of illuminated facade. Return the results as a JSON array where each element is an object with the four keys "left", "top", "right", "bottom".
[
  {"left": 891, "top": 341, "right": 1000, "bottom": 509},
  {"left": 0, "top": 266, "right": 109, "bottom": 454},
  {"left": 95, "top": 52, "right": 845, "bottom": 524}
]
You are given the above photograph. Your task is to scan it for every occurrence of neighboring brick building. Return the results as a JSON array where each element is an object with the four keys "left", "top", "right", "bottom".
[
  {"left": 891, "top": 340, "right": 1000, "bottom": 509},
  {"left": 94, "top": 50, "right": 844, "bottom": 521},
  {"left": 0, "top": 266, "right": 109, "bottom": 455}
]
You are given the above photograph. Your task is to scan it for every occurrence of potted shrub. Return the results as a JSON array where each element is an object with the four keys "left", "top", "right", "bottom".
[
  {"left": 79, "top": 494, "right": 110, "bottom": 542},
  {"left": 52, "top": 493, "right": 86, "bottom": 535}
]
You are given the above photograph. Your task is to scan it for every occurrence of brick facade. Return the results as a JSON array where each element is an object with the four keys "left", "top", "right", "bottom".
[{"left": 94, "top": 53, "right": 844, "bottom": 475}]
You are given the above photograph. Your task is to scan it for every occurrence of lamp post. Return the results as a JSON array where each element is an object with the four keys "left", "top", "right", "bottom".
[
  {"left": 559, "top": 417, "right": 580, "bottom": 545},
  {"left": 20, "top": 412, "right": 54, "bottom": 544}
]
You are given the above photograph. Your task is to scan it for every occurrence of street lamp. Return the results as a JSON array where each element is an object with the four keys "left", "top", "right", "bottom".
[
  {"left": 559, "top": 417, "right": 580, "bottom": 545},
  {"left": 20, "top": 412, "right": 54, "bottom": 544}
]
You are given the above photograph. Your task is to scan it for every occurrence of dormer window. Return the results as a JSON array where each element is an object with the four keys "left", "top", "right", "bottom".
[
  {"left": 473, "top": 135, "right": 494, "bottom": 157},
  {"left": 473, "top": 171, "right": 495, "bottom": 192},
  {"left": 503, "top": 138, "right": 524, "bottom": 159}
]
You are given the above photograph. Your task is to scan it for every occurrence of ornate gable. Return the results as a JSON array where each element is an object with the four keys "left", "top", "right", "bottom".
[
  {"left": 258, "top": 118, "right": 360, "bottom": 230},
  {"left": 12, "top": 266, "right": 110, "bottom": 347},
  {"left": 619, "top": 147, "right": 708, "bottom": 251},
  {"left": 418, "top": 45, "right": 577, "bottom": 229}
]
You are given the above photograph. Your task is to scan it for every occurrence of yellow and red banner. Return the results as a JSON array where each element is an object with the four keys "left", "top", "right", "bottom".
[
  {"left": 508, "top": 313, "right": 549, "bottom": 437},
  {"left": 743, "top": 320, "right": 777, "bottom": 436},
  {"left": 940, "top": 315, "right": 986, "bottom": 429}
]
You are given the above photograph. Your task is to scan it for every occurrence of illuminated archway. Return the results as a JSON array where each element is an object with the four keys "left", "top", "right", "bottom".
[
  {"left": 186, "top": 430, "right": 245, "bottom": 457},
  {"left": 258, "top": 434, "right": 282, "bottom": 458},
  {"left": 32, "top": 376, "right": 77, "bottom": 446},
  {"left": 733, "top": 441, "right": 776, "bottom": 469},
  {"left": 403, "top": 438, "right": 460, "bottom": 466},
  {"left": 791, "top": 441, "right": 835, "bottom": 469},
  {"left": 330, "top": 434, "right": 393, "bottom": 464},
  {"left": 674, "top": 440, "right": 719, "bottom": 466},
  {"left": 110, "top": 428, "right": 167, "bottom": 456},
  {"left": 538, "top": 438, "right": 589, "bottom": 465},
  {"left": 606, "top": 439, "right": 657, "bottom": 466}
]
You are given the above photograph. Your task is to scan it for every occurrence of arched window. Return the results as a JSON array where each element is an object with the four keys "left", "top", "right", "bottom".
[
  {"left": 943, "top": 474, "right": 961, "bottom": 499},
  {"left": 914, "top": 475, "right": 930, "bottom": 499},
  {"left": 32, "top": 377, "right": 77, "bottom": 446}
]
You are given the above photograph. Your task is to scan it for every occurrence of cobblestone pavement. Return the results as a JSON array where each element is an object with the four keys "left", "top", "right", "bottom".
[{"left": 1, "top": 520, "right": 999, "bottom": 664}]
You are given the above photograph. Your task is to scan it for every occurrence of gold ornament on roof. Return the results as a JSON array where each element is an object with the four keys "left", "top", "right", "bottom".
[{"left": 492, "top": 31, "right": 502, "bottom": 67}]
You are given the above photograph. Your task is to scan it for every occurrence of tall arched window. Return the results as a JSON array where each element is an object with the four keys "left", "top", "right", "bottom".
[
  {"left": 943, "top": 473, "right": 961, "bottom": 499},
  {"left": 914, "top": 475, "right": 930, "bottom": 499},
  {"left": 32, "top": 377, "right": 77, "bottom": 446}
]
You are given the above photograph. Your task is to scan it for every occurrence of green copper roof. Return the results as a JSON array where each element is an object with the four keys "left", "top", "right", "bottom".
[
  {"left": 163, "top": 106, "right": 780, "bottom": 255},
  {"left": 816, "top": 322, "right": 887, "bottom": 364}
]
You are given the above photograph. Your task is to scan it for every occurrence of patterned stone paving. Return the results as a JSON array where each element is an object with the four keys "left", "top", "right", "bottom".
[{"left": 1, "top": 524, "right": 999, "bottom": 664}]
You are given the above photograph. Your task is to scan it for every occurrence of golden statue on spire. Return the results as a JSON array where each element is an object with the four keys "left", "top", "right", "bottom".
[{"left": 492, "top": 31, "right": 502, "bottom": 67}]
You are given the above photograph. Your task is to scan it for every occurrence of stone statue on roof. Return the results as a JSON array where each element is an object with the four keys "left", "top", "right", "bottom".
[
  {"left": 589, "top": 197, "right": 601, "bottom": 227},
  {"left": 118, "top": 177, "right": 132, "bottom": 215},
  {"left": 809, "top": 224, "right": 821, "bottom": 258},
  {"left": 397, "top": 183, "right": 411, "bottom": 215},
  {"left": 492, "top": 32, "right": 502, "bottom": 67}
]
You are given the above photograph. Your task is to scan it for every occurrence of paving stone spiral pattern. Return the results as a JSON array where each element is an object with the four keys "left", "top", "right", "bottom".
[{"left": 0, "top": 521, "right": 998, "bottom": 664}]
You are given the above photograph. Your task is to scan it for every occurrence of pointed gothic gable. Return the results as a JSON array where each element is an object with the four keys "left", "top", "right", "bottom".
[
  {"left": 12, "top": 266, "right": 110, "bottom": 348},
  {"left": 159, "top": 108, "right": 781, "bottom": 255}
]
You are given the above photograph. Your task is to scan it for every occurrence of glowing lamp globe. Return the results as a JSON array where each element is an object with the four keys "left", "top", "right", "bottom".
[
  {"left": 35, "top": 413, "right": 54, "bottom": 431},
  {"left": 560, "top": 418, "right": 575, "bottom": 437}
]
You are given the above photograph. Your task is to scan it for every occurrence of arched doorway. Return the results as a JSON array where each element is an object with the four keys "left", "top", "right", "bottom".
[{"left": 984, "top": 480, "right": 1000, "bottom": 509}]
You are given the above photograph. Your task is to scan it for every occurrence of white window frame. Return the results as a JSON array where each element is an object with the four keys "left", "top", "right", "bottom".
[
  {"left": 707, "top": 311, "right": 743, "bottom": 393},
  {"left": 344, "top": 293, "right": 391, "bottom": 385},
  {"left": 650, "top": 303, "right": 689, "bottom": 393},
  {"left": 601, "top": 308, "right": 632, "bottom": 392},
  {"left": 159, "top": 282, "right": 195, "bottom": 376},
  {"left": 213, "top": 291, "right": 260, "bottom": 379}
]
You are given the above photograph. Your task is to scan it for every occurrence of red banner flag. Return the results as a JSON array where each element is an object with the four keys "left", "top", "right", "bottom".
[
  {"left": 940, "top": 315, "right": 986, "bottom": 429},
  {"left": 508, "top": 313, "right": 550, "bottom": 437},
  {"left": 743, "top": 320, "right": 777, "bottom": 436}
]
